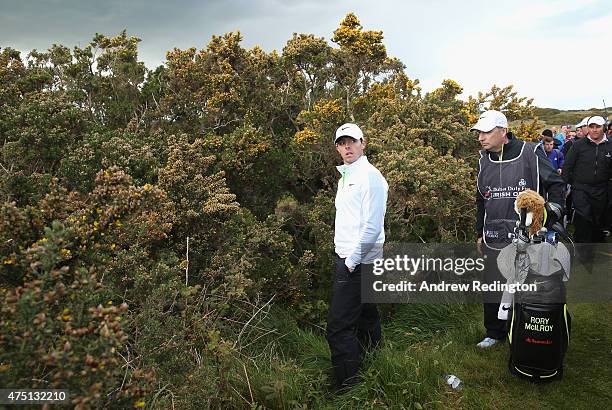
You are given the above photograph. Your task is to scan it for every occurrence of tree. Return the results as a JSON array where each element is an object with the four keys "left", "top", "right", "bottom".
[
  {"left": 465, "top": 84, "right": 541, "bottom": 141},
  {"left": 331, "top": 13, "right": 391, "bottom": 119},
  {"left": 282, "top": 33, "right": 333, "bottom": 111}
]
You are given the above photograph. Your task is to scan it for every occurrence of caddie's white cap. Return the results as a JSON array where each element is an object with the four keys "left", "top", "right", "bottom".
[
  {"left": 587, "top": 116, "right": 606, "bottom": 126},
  {"left": 470, "top": 110, "right": 508, "bottom": 132},
  {"left": 334, "top": 123, "right": 363, "bottom": 143}
]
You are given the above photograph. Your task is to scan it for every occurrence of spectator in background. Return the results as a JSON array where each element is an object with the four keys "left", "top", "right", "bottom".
[
  {"left": 542, "top": 136, "right": 564, "bottom": 174},
  {"left": 608, "top": 168, "right": 612, "bottom": 234},
  {"left": 567, "top": 129, "right": 577, "bottom": 148},
  {"left": 554, "top": 125, "right": 567, "bottom": 151},
  {"left": 541, "top": 128, "right": 554, "bottom": 140},
  {"left": 579, "top": 117, "right": 590, "bottom": 140},
  {"left": 541, "top": 128, "right": 553, "bottom": 148},
  {"left": 606, "top": 119, "right": 612, "bottom": 234},
  {"left": 562, "top": 116, "right": 612, "bottom": 245},
  {"left": 563, "top": 119, "right": 590, "bottom": 227},
  {"left": 566, "top": 126, "right": 575, "bottom": 142},
  {"left": 563, "top": 119, "right": 587, "bottom": 156}
]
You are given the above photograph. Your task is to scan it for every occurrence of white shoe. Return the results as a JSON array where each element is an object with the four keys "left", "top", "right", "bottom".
[{"left": 476, "top": 337, "right": 499, "bottom": 348}]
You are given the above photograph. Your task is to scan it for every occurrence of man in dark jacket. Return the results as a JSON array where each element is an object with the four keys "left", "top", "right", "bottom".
[
  {"left": 562, "top": 118, "right": 589, "bottom": 225},
  {"left": 562, "top": 115, "right": 612, "bottom": 243},
  {"left": 472, "top": 110, "right": 565, "bottom": 348}
]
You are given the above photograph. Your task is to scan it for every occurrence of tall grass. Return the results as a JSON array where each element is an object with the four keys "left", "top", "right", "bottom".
[{"left": 212, "top": 302, "right": 612, "bottom": 409}]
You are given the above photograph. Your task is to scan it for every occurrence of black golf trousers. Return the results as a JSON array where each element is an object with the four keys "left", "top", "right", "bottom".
[{"left": 326, "top": 254, "right": 381, "bottom": 387}]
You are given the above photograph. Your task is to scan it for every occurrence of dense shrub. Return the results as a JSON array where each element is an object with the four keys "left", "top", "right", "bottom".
[{"left": 0, "top": 13, "right": 540, "bottom": 408}]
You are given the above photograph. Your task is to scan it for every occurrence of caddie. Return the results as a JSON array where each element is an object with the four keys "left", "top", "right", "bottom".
[{"left": 472, "top": 110, "right": 565, "bottom": 348}]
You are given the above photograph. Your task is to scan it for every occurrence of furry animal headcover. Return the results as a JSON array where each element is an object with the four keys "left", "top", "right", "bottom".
[{"left": 514, "top": 189, "right": 546, "bottom": 236}]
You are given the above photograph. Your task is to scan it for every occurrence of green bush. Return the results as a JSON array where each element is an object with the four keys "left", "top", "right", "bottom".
[
  {"left": 0, "top": 222, "right": 153, "bottom": 408},
  {"left": 0, "top": 14, "right": 544, "bottom": 408}
]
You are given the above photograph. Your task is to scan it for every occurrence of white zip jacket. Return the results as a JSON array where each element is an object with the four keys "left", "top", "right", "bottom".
[{"left": 334, "top": 155, "right": 388, "bottom": 270}]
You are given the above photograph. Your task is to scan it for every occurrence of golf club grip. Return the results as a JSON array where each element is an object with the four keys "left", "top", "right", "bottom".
[{"left": 520, "top": 208, "right": 527, "bottom": 229}]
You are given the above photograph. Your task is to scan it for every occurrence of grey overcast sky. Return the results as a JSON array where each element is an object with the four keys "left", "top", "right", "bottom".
[{"left": 1, "top": 0, "right": 611, "bottom": 110}]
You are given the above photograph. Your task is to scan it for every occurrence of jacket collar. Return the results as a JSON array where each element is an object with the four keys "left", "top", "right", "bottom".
[
  {"left": 486, "top": 137, "right": 519, "bottom": 159},
  {"left": 336, "top": 155, "right": 368, "bottom": 175}
]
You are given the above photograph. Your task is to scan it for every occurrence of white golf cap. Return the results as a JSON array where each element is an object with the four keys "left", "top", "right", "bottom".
[
  {"left": 470, "top": 110, "right": 508, "bottom": 132},
  {"left": 334, "top": 123, "right": 363, "bottom": 143},
  {"left": 578, "top": 117, "right": 590, "bottom": 127},
  {"left": 587, "top": 116, "right": 606, "bottom": 126}
]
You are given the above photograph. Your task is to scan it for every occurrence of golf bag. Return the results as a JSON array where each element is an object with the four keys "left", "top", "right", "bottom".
[
  {"left": 499, "top": 203, "right": 572, "bottom": 382},
  {"left": 507, "top": 273, "right": 571, "bottom": 381}
]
